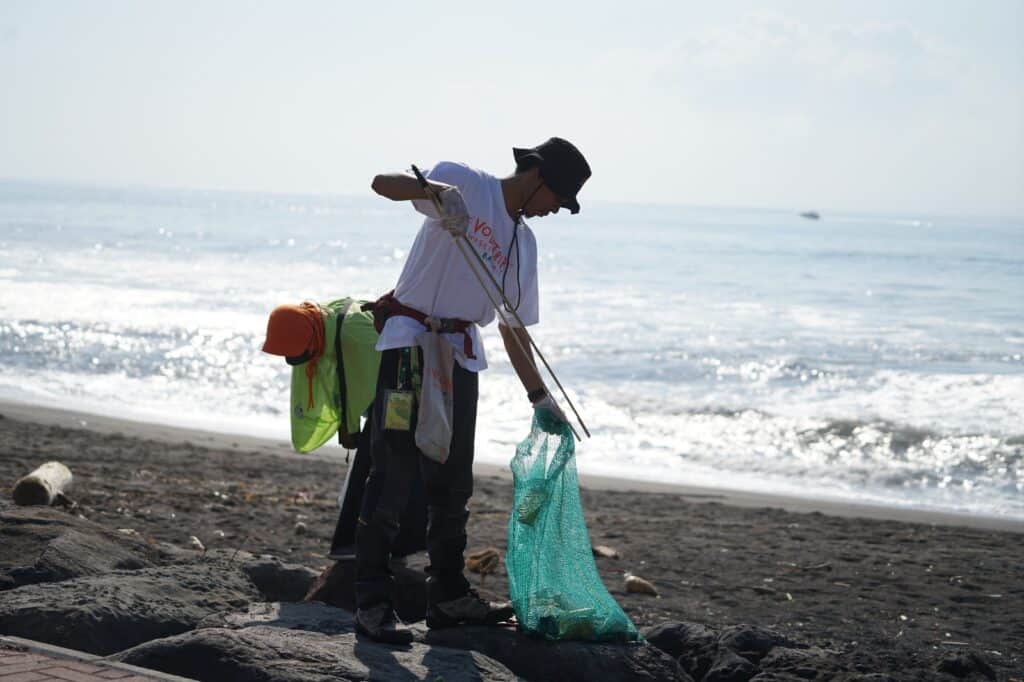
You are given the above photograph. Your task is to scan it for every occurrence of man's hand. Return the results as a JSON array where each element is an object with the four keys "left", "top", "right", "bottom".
[
  {"left": 435, "top": 186, "right": 470, "bottom": 237},
  {"left": 533, "top": 394, "right": 568, "bottom": 434},
  {"left": 398, "top": 176, "right": 470, "bottom": 234}
]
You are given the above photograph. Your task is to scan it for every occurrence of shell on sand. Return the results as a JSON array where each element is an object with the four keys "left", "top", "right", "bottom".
[
  {"left": 592, "top": 544, "right": 620, "bottom": 559},
  {"left": 624, "top": 572, "right": 659, "bottom": 597}
]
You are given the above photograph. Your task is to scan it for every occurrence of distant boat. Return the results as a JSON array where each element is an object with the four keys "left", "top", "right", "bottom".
[{"left": 800, "top": 211, "right": 820, "bottom": 220}]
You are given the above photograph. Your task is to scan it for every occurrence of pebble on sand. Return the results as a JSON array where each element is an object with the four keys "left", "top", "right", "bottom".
[{"left": 624, "top": 572, "right": 659, "bottom": 597}]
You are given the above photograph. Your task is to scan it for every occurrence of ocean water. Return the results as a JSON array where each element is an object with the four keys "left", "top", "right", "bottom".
[{"left": 1, "top": 180, "right": 1022, "bottom": 519}]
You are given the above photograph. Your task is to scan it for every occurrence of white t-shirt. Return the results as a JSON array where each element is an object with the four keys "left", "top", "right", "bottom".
[{"left": 375, "top": 161, "right": 540, "bottom": 371}]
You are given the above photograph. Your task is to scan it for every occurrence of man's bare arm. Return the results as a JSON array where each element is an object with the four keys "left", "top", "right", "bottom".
[
  {"left": 500, "top": 323, "right": 545, "bottom": 398},
  {"left": 371, "top": 173, "right": 447, "bottom": 202}
]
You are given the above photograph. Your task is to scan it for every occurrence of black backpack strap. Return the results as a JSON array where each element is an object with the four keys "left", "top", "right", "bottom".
[{"left": 335, "top": 304, "right": 350, "bottom": 445}]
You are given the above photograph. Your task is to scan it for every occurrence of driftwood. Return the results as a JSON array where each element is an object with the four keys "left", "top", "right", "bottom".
[
  {"left": 466, "top": 547, "right": 501, "bottom": 583},
  {"left": 12, "top": 461, "right": 72, "bottom": 506}
]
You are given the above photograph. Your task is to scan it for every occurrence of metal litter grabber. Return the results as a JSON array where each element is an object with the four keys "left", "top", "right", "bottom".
[{"left": 410, "top": 164, "right": 590, "bottom": 441}]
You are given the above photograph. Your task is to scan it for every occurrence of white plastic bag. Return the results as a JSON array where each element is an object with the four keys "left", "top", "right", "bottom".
[{"left": 414, "top": 330, "right": 455, "bottom": 463}]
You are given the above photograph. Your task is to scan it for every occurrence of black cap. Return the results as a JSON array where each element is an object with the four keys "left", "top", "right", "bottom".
[{"left": 512, "top": 137, "right": 591, "bottom": 214}]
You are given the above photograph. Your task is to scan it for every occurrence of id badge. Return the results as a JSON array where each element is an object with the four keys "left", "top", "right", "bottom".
[{"left": 383, "top": 389, "right": 415, "bottom": 431}]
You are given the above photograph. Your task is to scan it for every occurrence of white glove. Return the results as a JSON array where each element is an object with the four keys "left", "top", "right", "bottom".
[
  {"left": 435, "top": 186, "right": 470, "bottom": 237},
  {"left": 533, "top": 394, "right": 568, "bottom": 433}
]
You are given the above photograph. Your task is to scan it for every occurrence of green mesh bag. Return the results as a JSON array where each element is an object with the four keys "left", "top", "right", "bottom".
[{"left": 506, "top": 412, "right": 642, "bottom": 643}]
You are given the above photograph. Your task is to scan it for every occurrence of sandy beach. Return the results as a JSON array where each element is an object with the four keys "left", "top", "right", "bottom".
[{"left": 1, "top": 399, "right": 1022, "bottom": 678}]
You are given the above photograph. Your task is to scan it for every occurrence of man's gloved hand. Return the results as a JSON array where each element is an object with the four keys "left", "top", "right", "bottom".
[
  {"left": 435, "top": 186, "right": 470, "bottom": 237},
  {"left": 532, "top": 394, "right": 568, "bottom": 434}
]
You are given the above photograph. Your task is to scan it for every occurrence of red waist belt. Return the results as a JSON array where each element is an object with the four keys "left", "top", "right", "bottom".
[{"left": 368, "top": 290, "right": 476, "bottom": 359}]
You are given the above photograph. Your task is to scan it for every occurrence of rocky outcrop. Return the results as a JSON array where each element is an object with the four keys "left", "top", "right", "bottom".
[
  {"left": 0, "top": 559, "right": 261, "bottom": 655},
  {"left": 304, "top": 553, "right": 430, "bottom": 623},
  {"left": 196, "top": 600, "right": 357, "bottom": 634},
  {"left": 645, "top": 621, "right": 806, "bottom": 681},
  {"left": 159, "top": 545, "right": 319, "bottom": 604},
  {"left": 239, "top": 555, "right": 319, "bottom": 603},
  {"left": 642, "top": 621, "right": 1001, "bottom": 682},
  {"left": 704, "top": 648, "right": 757, "bottom": 682},
  {"left": 216, "top": 602, "right": 688, "bottom": 681},
  {"left": 935, "top": 649, "right": 997, "bottom": 680},
  {"left": 646, "top": 621, "right": 720, "bottom": 679},
  {"left": 0, "top": 503, "right": 166, "bottom": 589},
  {"left": 423, "top": 621, "right": 689, "bottom": 682},
  {"left": 114, "top": 624, "right": 518, "bottom": 682},
  {"left": 0, "top": 498, "right": 316, "bottom": 605},
  {"left": 152, "top": 601, "right": 689, "bottom": 682},
  {"left": 716, "top": 624, "right": 799, "bottom": 663}
]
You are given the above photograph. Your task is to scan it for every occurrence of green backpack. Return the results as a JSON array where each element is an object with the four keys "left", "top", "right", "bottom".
[{"left": 290, "top": 298, "right": 380, "bottom": 453}]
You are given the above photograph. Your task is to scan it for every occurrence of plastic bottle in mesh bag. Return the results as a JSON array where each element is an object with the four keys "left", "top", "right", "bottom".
[{"left": 506, "top": 411, "right": 642, "bottom": 643}]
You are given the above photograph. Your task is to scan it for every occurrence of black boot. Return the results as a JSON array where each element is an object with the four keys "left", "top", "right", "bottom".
[
  {"left": 355, "top": 602, "right": 414, "bottom": 644},
  {"left": 426, "top": 580, "right": 515, "bottom": 629}
]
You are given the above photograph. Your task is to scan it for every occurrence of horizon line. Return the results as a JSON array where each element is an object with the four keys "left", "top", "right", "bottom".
[{"left": 1, "top": 174, "right": 1022, "bottom": 225}]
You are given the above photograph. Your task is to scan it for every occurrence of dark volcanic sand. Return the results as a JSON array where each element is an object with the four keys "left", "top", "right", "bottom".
[{"left": 1, "top": 412, "right": 1021, "bottom": 679}]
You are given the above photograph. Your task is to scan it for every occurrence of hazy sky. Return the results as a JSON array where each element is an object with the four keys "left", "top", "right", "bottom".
[{"left": 1, "top": 1, "right": 1021, "bottom": 217}]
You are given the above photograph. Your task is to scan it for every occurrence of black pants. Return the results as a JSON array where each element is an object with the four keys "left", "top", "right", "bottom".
[{"left": 355, "top": 347, "right": 478, "bottom": 609}]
